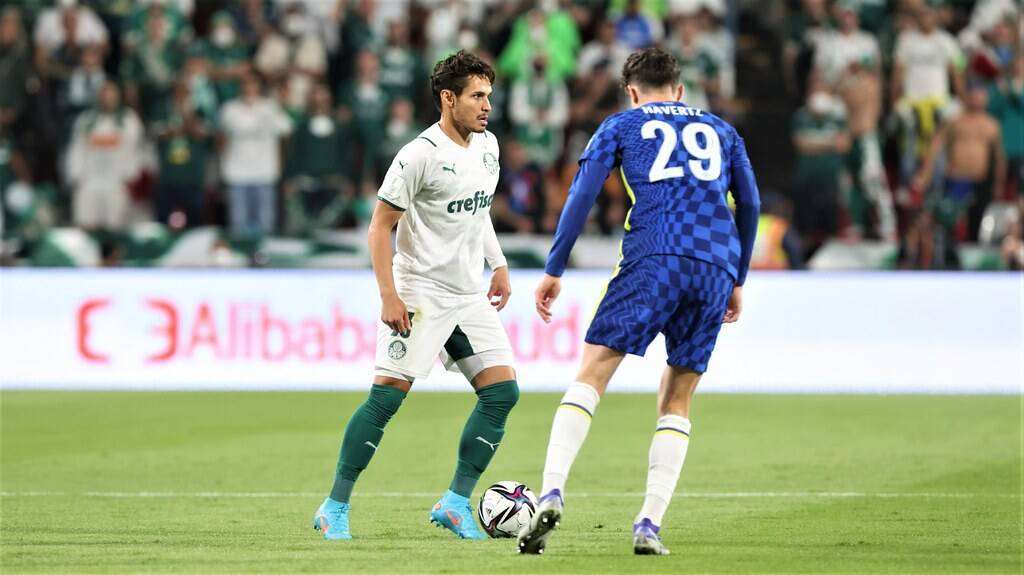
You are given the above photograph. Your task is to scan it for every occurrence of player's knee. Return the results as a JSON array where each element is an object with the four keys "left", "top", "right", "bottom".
[{"left": 478, "top": 379, "right": 519, "bottom": 413}]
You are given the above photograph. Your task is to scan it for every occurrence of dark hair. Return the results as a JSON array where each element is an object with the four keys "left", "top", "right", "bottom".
[
  {"left": 621, "top": 48, "right": 680, "bottom": 90},
  {"left": 430, "top": 50, "right": 496, "bottom": 111}
]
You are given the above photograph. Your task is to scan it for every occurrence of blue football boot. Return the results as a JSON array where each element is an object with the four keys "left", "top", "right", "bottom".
[
  {"left": 429, "top": 490, "right": 486, "bottom": 539},
  {"left": 312, "top": 497, "right": 351, "bottom": 540},
  {"left": 517, "top": 488, "right": 563, "bottom": 554},
  {"left": 632, "top": 518, "right": 670, "bottom": 555}
]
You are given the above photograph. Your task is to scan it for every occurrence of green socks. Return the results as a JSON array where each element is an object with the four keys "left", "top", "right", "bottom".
[
  {"left": 330, "top": 384, "right": 407, "bottom": 503},
  {"left": 449, "top": 380, "right": 520, "bottom": 497}
]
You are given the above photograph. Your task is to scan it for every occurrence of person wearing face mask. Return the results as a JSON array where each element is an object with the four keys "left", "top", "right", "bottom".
[
  {"left": 283, "top": 84, "right": 356, "bottom": 234},
  {"left": 204, "top": 11, "right": 250, "bottom": 104},
  {"left": 791, "top": 85, "right": 851, "bottom": 258}
]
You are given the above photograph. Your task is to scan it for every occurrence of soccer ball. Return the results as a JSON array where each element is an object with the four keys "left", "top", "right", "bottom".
[{"left": 477, "top": 481, "right": 538, "bottom": 538}]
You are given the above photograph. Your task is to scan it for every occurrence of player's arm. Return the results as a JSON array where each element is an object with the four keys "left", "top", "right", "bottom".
[
  {"left": 726, "top": 132, "right": 762, "bottom": 323},
  {"left": 370, "top": 143, "right": 424, "bottom": 336},
  {"left": 483, "top": 216, "right": 511, "bottom": 311},
  {"left": 368, "top": 201, "right": 410, "bottom": 335},
  {"left": 535, "top": 159, "right": 610, "bottom": 322}
]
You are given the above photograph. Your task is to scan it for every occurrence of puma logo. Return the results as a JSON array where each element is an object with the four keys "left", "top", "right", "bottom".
[
  {"left": 364, "top": 441, "right": 378, "bottom": 451},
  {"left": 475, "top": 436, "right": 499, "bottom": 452},
  {"left": 398, "top": 160, "right": 407, "bottom": 170},
  {"left": 442, "top": 164, "right": 456, "bottom": 175}
]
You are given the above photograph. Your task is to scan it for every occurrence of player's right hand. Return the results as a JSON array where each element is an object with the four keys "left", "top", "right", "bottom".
[
  {"left": 723, "top": 285, "right": 742, "bottom": 323},
  {"left": 534, "top": 274, "right": 562, "bottom": 324},
  {"left": 381, "top": 293, "right": 411, "bottom": 336}
]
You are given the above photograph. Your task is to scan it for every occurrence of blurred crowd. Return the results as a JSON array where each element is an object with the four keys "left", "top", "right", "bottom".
[
  {"left": 0, "top": 0, "right": 1020, "bottom": 270},
  {"left": 0, "top": 0, "right": 731, "bottom": 261},
  {"left": 780, "top": 0, "right": 1022, "bottom": 269}
]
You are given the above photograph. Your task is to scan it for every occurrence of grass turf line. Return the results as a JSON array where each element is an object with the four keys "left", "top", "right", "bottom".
[{"left": 1, "top": 392, "right": 1020, "bottom": 573}]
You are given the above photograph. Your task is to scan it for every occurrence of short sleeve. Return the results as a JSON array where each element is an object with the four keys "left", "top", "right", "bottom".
[
  {"left": 579, "top": 114, "right": 622, "bottom": 170},
  {"left": 894, "top": 33, "right": 909, "bottom": 66},
  {"left": 376, "top": 141, "right": 429, "bottom": 211}
]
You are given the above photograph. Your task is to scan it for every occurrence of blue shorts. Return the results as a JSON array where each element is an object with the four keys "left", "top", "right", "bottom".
[{"left": 585, "top": 255, "right": 734, "bottom": 373}]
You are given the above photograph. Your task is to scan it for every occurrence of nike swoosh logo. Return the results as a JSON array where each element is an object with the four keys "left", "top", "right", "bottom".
[
  {"left": 364, "top": 441, "right": 378, "bottom": 451},
  {"left": 475, "top": 436, "right": 499, "bottom": 451},
  {"left": 445, "top": 509, "right": 461, "bottom": 526}
]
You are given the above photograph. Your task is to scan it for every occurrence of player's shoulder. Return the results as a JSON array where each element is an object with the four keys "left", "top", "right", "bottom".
[{"left": 396, "top": 124, "right": 444, "bottom": 164}]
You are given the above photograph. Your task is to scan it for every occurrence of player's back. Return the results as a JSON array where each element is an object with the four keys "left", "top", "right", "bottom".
[{"left": 583, "top": 102, "right": 748, "bottom": 281}]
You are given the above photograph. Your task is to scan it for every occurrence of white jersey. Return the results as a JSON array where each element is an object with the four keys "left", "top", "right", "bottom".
[
  {"left": 895, "top": 29, "right": 962, "bottom": 101},
  {"left": 377, "top": 123, "right": 504, "bottom": 296}
]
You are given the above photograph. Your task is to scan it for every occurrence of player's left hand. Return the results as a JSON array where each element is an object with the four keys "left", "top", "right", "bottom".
[
  {"left": 723, "top": 285, "right": 742, "bottom": 323},
  {"left": 488, "top": 266, "right": 511, "bottom": 311}
]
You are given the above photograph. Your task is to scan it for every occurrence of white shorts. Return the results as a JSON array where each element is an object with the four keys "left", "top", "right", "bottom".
[{"left": 374, "top": 287, "right": 513, "bottom": 382}]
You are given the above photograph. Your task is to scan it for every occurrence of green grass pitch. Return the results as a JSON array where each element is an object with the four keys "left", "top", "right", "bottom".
[{"left": 1, "top": 391, "right": 1020, "bottom": 573}]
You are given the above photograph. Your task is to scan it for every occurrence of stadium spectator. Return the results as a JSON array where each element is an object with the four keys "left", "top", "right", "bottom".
[
  {"left": 218, "top": 74, "right": 292, "bottom": 238},
  {"left": 782, "top": 0, "right": 831, "bottom": 103},
  {"left": 750, "top": 191, "right": 805, "bottom": 270},
  {"left": 891, "top": 2, "right": 965, "bottom": 192},
  {"left": 1001, "top": 218, "right": 1023, "bottom": 270},
  {"left": 577, "top": 19, "right": 631, "bottom": 80},
  {"left": 988, "top": 55, "right": 1024, "bottom": 199},
  {"left": 152, "top": 80, "right": 211, "bottom": 229},
  {"left": 914, "top": 82, "right": 1005, "bottom": 243},
  {"left": 509, "top": 55, "right": 570, "bottom": 169},
  {"left": 32, "top": 0, "right": 109, "bottom": 77},
  {"left": 337, "top": 0, "right": 378, "bottom": 86},
  {"left": 815, "top": 1, "right": 894, "bottom": 240},
  {"left": 791, "top": 85, "right": 850, "bottom": 256},
  {"left": 377, "top": 97, "right": 421, "bottom": 181},
  {"left": 120, "top": 1, "right": 186, "bottom": 122},
  {"left": 338, "top": 49, "right": 388, "bottom": 190},
  {"left": 497, "top": 3, "right": 580, "bottom": 83},
  {"left": 377, "top": 20, "right": 426, "bottom": 104},
  {"left": 180, "top": 48, "right": 219, "bottom": 122},
  {"left": 667, "top": 14, "right": 720, "bottom": 111},
  {"left": 615, "top": 0, "right": 664, "bottom": 49},
  {"left": 254, "top": 2, "right": 327, "bottom": 114},
  {"left": 283, "top": 84, "right": 357, "bottom": 235},
  {"left": 0, "top": 7, "right": 31, "bottom": 133},
  {"left": 204, "top": 11, "right": 250, "bottom": 104},
  {"left": 66, "top": 81, "right": 143, "bottom": 233},
  {"left": 61, "top": 44, "right": 106, "bottom": 127},
  {"left": 492, "top": 139, "right": 549, "bottom": 234}
]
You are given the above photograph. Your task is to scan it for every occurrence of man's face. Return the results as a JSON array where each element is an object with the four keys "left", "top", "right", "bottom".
[
  {"left": 99, "top": 84, "right": 119, "bottom": 111},
  {"left": 448, "top": 75, "right": 492, "bottom": 134}
]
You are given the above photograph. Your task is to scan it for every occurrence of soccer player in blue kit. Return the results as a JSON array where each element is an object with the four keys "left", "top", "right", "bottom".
[{"left": 518, "top": 48, "right": 761, "bottom": 556}]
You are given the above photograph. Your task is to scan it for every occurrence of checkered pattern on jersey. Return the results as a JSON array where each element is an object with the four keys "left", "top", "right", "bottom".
[
  {"left": 579, "top": 106, "right": 743, "bottom": 281},
  {"left": 585, "top": 255, "right": 733, "bottom": 373}
]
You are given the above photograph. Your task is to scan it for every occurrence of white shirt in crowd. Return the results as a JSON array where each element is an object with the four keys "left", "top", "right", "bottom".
[
  {"left": 33, "top": 5, "right": 108, "bottom": 53},
  {"left": 895, "top": 28, "right": 962, "bottom": 101},
  {"left": 218, "top": 97, "right": 292, "bottom": 185},
  {"left": 67, "top": 110, "right": 143, "bottom": 189},
  {"left": 816, "top": 30, "right": 881, "bottom": 86},
  {"left": 378, "top": 123, "right": 506, "bottom": 296}
]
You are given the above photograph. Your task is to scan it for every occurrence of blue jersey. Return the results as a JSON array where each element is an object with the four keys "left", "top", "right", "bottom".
[{"left": 546, "top": 101, "right": 760, "bottom": 285}]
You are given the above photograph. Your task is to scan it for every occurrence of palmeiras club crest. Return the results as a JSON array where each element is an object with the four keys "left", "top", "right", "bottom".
[
  {"left": 483, "top": 152, "right": 498, "bottom": 175},
  {"left": 388, "top": 340, "right": 407, "bottom": 360}
]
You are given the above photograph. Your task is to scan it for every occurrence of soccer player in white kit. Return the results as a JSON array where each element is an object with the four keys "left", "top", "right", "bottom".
[{"left": 313, "top": 51, "right": 519, "bottom": 541}]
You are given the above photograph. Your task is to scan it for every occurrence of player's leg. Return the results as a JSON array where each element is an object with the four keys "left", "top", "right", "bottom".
[
  {"left": 432, "top": 363, "right": 519, "bottom": 539},
  {"left": 314, "top": 375, "right": 410, "bottom": 540},
  {"left": 633, "top": 366, "right": 699, "bottom": 556},
  {"left": 540, "top": 343, "right": 623, "bottom": 498},
  {"left": 632, "top": 257, "right": 733, "bottom": 556},
  {"left": 315, "top": 299, "right": 449, "bottom": 540},
  {"left": 521, "top": 257, "right": 663, "bottom": 554},
  {"left": 431, "top": 305, "right": 519, "bottom": 539}
]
